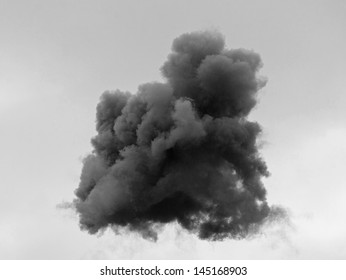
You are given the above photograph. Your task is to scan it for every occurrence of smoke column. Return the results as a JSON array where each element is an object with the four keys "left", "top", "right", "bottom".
[{"left": 73, "top": 30, "right": 276, "bottom": 241}]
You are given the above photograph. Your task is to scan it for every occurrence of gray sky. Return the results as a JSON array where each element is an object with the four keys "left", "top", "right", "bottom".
[{"left": 1, "top": 0, "right": 346, "bottom": 259}]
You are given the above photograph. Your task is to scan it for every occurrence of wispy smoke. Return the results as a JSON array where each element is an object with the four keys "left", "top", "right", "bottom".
[{"left": 73, "top": 30, "right": 277, "bottom": 241}]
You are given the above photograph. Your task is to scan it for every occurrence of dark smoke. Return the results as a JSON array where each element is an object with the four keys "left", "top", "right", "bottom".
[{"left": 73, "top": 30, "right": 276, "bottom": 241}]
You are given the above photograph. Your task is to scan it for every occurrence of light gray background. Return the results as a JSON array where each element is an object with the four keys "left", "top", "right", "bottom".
[{"left": 0, "top": 0, "right": 345, "bottom": 259}]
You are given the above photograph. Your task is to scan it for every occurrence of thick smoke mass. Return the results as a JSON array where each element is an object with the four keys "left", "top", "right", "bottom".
[{"left": 73, "top": 31, "right": 274, "bottom": 241}]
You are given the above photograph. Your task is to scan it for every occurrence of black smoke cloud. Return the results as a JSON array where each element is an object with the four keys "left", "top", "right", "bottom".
[{"left": 73, "top": 31, "right": 276, "bottom": 241}]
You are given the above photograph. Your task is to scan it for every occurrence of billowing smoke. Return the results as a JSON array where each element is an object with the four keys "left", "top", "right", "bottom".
[{"left": 73, "top": 31, "right": 276, "bottom": 241}]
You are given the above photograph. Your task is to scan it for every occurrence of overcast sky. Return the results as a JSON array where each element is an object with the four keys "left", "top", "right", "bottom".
[{"left": 1, "top": 0, "right": 346, "bottom": 259}]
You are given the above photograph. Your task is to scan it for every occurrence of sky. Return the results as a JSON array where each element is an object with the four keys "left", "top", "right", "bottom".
[{"left": 0, "top": 0, "right": 346, "bottom": 259}]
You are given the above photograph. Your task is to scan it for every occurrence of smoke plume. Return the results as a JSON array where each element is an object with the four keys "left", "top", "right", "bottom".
[{"left": 73, "top": 30, "right": 275, "bottom": 241}]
